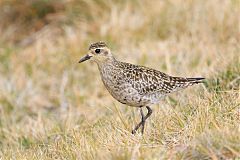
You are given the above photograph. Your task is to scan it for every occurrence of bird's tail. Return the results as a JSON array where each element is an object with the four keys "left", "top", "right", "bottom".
[
  {"left": 169, "top": 76, "right": 205, "bottom": 91},
  {"left": 186, "top": 77, "right": 205, "bottom": 84}
]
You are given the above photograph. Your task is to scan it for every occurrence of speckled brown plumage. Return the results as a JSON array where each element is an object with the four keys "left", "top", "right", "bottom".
[{"left": 79, "top": 41, "right": 205, "bottom": 134}]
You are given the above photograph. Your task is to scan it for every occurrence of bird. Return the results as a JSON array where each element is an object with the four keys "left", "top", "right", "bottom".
[{"left": 78, "top": 41, "right": 205, "bottom": 134}]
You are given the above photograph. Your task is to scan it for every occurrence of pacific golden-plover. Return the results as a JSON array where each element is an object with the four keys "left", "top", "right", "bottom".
[{"left": 79, "top": 41, "right": 205, "bottom": 134}]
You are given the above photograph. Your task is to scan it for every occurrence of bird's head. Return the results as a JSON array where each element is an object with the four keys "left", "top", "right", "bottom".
[{"left": 79, "top": 41, "right": 114, "bottom": 64}]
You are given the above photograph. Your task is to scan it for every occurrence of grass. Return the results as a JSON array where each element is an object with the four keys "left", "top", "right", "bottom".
[{"left": 0, "top": 0, "right": 239, "bottom": 159}]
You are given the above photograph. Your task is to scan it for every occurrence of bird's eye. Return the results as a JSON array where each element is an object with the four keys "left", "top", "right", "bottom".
[{"left": 95, "top": 49, "right": 101, "bottom": 54}]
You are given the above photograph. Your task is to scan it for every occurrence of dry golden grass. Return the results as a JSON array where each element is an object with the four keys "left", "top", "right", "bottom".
[{"left": 0, "top": 0, "right": 239, "bottom": 159}]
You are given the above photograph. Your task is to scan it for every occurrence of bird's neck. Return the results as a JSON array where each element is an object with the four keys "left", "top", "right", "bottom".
[
  {"left": 96, "top": 57, "right": 121, "bottom": 83},
  {"left": 96, "top": 56, "right": 117, "bottom": 69}
]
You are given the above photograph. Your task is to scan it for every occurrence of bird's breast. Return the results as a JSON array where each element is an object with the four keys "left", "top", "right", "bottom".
[{"left": 98, "top": 66, "right": 144, "bottom": 106}]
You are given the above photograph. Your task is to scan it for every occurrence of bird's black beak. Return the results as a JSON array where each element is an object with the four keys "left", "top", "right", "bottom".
[{"left": 79, "top": 54, "right": 92, "bottom": 63}]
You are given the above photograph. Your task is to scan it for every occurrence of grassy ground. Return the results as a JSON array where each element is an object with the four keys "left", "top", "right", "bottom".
[{"left": 0, "top": 0, "right": 239, "bottom": 159}]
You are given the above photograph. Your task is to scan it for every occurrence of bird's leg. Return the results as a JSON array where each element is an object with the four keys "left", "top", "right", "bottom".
[
  {"left": 141, "top": 106, "right": 152, "bottom": 134},
  {"left": 140, "top": 108, "right": 145, "bottom": 134},
  {"left": 132, "top": 106, "right": 153, "bottom": 134},
  {"left": 132, "top": 107, "right": 144, "bottom": 134}
]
